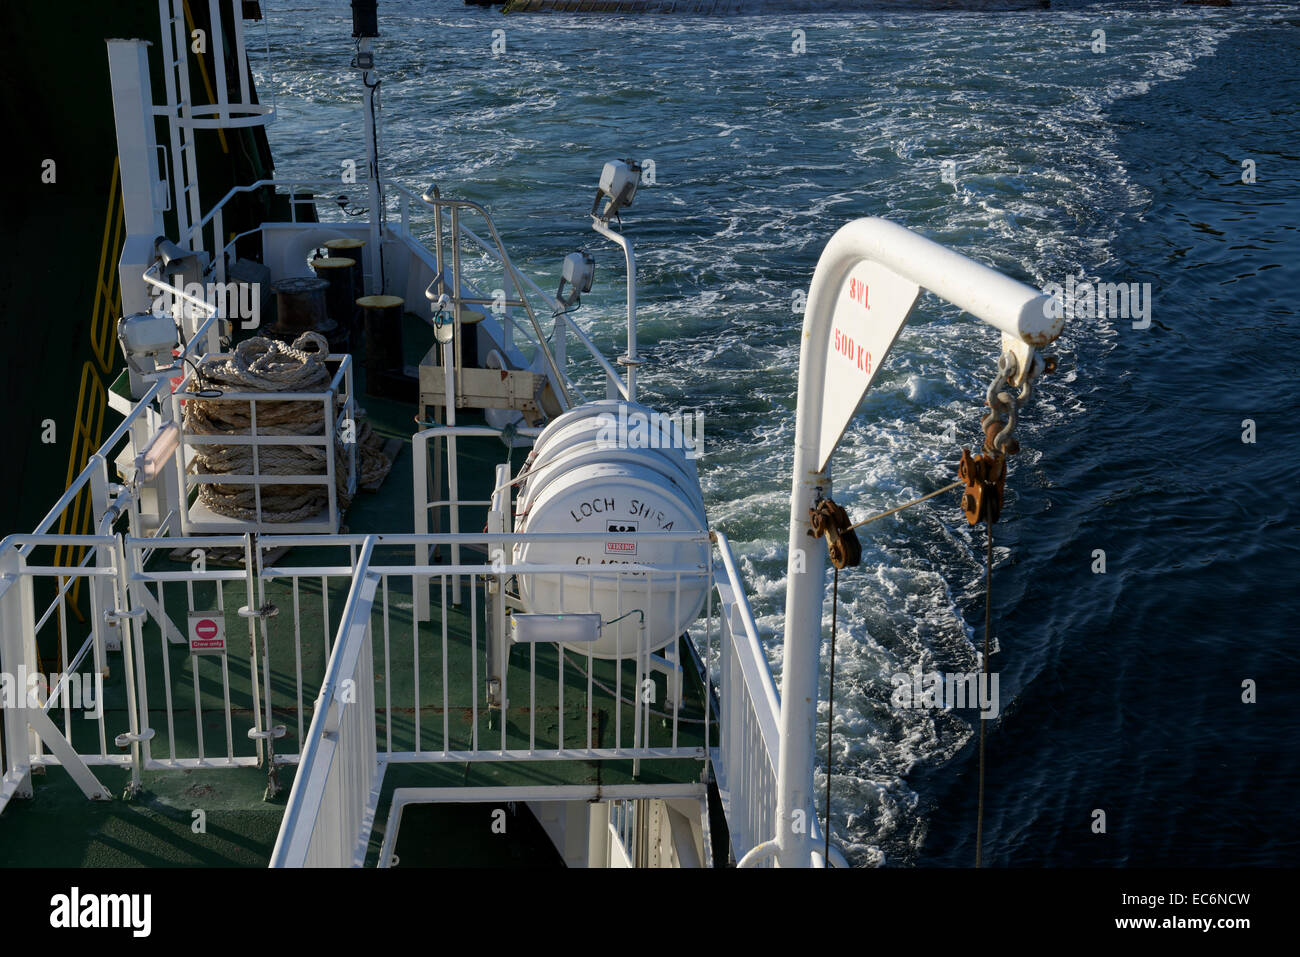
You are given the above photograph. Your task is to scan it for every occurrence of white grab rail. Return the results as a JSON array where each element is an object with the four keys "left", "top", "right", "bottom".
[
  {"left": 711, "top": 533, "right": 846, "bottom": 868},
  {"left": 197, "top": 177, "right": 629, "bottom": 404},
  {"left": 710, "top": 533, "right": 780, "bottom": 863},
  {"left": 270, "top": 537, "right": 383, "bottom": 868}
]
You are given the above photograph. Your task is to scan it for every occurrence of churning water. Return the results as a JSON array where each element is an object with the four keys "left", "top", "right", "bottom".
[{"left": 259, "top": 0, "right": 1300, "bottom": 866}]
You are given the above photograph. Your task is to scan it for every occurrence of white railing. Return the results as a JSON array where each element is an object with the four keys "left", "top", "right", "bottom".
[
  {"left": 2, "top": 519, "right": 807, "bottom": 865},
  {"left": 84, "top": 530, "right": 713, "bottom": 765},
  {"left": 270, "top": 538, "right": 382, "bottom": 868},
  {"left": 710, "top": 532, "right": 848, "bottom": 868},
  {"left": 373, "top": 531, "right": 708, "bottom": 763},
  {"left": 121, "top": 534, "right": 271, "bottom": 774},
  {"left": 195, "top": 177, "right": 630, "bottom": 406},
  {"left": 171, "top": 353, "right": 358, "bottom": 534},
  {"left": 6, "top": 523, "right": 711, "bottom": 791},
  {"left": 270, "top": 531, "right": 715, "bottom": 866},
  {"left": 710, "top": 532, "right": 781, "bottom": 865},
  {"left": 0, "top": 289, "right": 226, "bottom": 810},
  {"left": 26, "top": 300, "right": 223, "bottom": 552},
  {"left": 0, "top": 534, "right": 137, "bottom": 812}
]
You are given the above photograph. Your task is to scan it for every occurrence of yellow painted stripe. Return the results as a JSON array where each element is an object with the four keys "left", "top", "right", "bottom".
[
  {"left": 54, "top": 361, "right": 105, "bottom": 597},
  {"left": 91, "top": 158, "right": 124, "bottom": 373},
  {"left": 56, "top": 158, "right": 123, "bottom": 593},
  {"left": 97, "top": 206, "right": 125, "bottom": 369},
  {"left": 103, "top": 197, "right": 126, "bottom": 368}
]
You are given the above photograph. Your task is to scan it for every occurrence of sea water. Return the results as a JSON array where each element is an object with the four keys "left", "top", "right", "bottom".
[{"left": 258, "top": 0, "right": 1300, "bottom": 866}]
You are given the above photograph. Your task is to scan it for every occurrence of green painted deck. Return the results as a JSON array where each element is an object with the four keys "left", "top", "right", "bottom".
[{"left": 0, "top": 316, "right": 714, "bottom": 867}]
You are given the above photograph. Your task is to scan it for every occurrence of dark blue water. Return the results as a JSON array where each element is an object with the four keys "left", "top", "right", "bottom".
[
  {"left": 919, "top": 12, "right": 1300, "bottom": 867},
  {"left": 260, "top": 0, "right": 1300, "bottom": 865}
]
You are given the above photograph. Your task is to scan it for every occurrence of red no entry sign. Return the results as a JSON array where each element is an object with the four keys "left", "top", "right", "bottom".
[{"left": 188, "top": 612, "right": 227, "bottom": 654}]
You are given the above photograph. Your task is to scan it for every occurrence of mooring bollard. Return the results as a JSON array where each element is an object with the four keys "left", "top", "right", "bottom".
[
  {"left": 312, "top": 257, "right": 357, "bottom": 352},
  {"left": 357, "top": 294, "right": 415, "bottom": 401}
]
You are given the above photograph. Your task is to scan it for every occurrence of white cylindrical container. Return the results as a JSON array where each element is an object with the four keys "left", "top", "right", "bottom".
[
  {"left": 517, "top": 408, "right": 705, "bottom": 519},
  {"left": 513, "top": 401, "right": 708, "bottom": 659}
]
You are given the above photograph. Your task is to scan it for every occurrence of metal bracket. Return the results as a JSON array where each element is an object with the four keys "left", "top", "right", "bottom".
[
  {"left": 247, "top": 724, "right": 287, "bottom": 741},
  {"left": 1000, "top": 333, "right": 1036, "bottom": 389},
  {"left": 999, "top": 334, "right": 1057, "bottom": 397},
  {"left": 104, "top": 606, "right": 146, "bottom": 627},
  {"left": 321, "top": 698, "right": 341, "bottom": 736},
  {"left": 115, "top": 728, "right": 156, "bottom": 747},
  {"left": 237, "top": 602, "right": 279, "bottom": 620}
]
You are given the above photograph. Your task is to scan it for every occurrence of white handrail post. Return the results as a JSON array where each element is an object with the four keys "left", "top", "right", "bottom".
[
  {"left": 553, "top": 312, "right": 567, "bottom": 378},
  {"left": 88, "top": 455, "right": 121, "bottom": 657},
  {"left": 0, "top": 546, "right": 34, "bottom": 800},
  {"left": 591, "top": 218, "right": 639, "bottom": 402},
  {"left": 412, "top": 428, "right": 430, "bottom": 622},
  {"left": 502, "top": 265, "right": 515, "bottom": 351},
  {"left": 775, "top": 218, "right": 1062, "bottom": 867}
]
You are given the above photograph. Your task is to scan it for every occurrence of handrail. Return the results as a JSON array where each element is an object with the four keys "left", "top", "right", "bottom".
[
  {"left": 194, "top": 177, "right": 553, "bottom": 311},
  {"left": 559, "top": 314, "right": 632, "bottom": 400},
  {"left": 402, "top": 185, "right": 629, "bottom": 403},
  {"left": 444, "top": 214, "right": 623, "bottom": 400},
  {"left": 270, "top": 536, "right": 380, "bottom": 868},
  {"left": 408, "top": 187, "right": 572, "bottom": 409},
  {"left": 11, "top": 297, "right": 219, "bottom": 554},
  {"left": 196, "top": 177, "right": 601, "bottom": 409},
  {"left": 714, "top": 532, "right": 851, "bottom": 870},
  {"left": 193, "top": 177, "right": 337, "bottom": 236},
  {"left": 457, "top": 221, "right": 565, "bottom": 314},
  {"left": 713, "top": 533, "right": 781, "bottom": 765}
]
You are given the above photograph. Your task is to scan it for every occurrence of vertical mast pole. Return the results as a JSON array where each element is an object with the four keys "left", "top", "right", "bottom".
[
  {"left": 353, "top": 1, "right": 382, "bottom": 295},
  {"left": 773, "top": 336, "right": 830, "bottom": 869},
  {"left": 361, "top": 38, "right": 382, "bottom": 296}
]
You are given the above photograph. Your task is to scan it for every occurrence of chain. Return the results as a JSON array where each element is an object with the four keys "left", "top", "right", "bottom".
[
  {"left": 960, "top": 350, "right": 1035, "bottom": 526},
  {"left": 982, "top": 354, "right": 1015, "bottom": 453},
  {"left": 968, "top": 346, "right": 1054, "bottom": 865},
  {"left": 981, "top": 350, "right": 1032, "bottom": 455},
  {"left": 810, "top": 346, "right": 1055, "bottom": 868}
]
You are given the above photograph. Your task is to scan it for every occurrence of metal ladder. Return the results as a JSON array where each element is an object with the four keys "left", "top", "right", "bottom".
[{"left": 158, "top": 0, "right": 204, "bottom": 251}]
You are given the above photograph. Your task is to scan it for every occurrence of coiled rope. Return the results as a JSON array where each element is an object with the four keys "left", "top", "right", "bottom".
[{"left": 183, "top": 332, "right": 393, "bottom": 523}]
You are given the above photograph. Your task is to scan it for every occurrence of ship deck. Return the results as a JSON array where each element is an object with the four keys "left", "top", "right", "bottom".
[{"left": 0, "top": 315, "right": 713, "bottom": 867}]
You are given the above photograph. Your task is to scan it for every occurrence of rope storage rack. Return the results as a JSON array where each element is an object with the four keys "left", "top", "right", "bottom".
[{"left": 181, "top": 331, "right": 392, "bottom": 526}]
